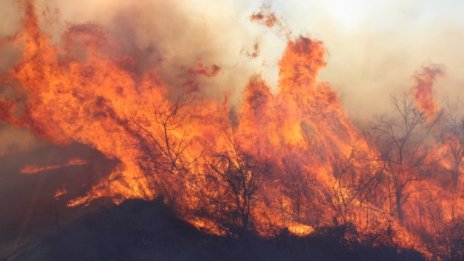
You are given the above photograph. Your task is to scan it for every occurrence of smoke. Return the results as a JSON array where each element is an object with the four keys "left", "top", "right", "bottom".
[
  {"left": 0, "top": 1, "right": 21, "bottom": 73},
  {"left": 274, "top": 0, "right": 464, "bottom": 119},
  {"left": 1, "top": 0, "right": 270, "bottom": 98},
  {"left": 0, "top": 0, "right": 266, "bottom": 155},
  {"left": 0, "top": 1, "right": 21, "bottom": 38},
  {"left": 1, "top": 0, "right": 464, "bottom": 155},
  {"left": 2, "top": 0, "right": 463, "bottom": 107},
  {"left": 31, "top": 0, "right": 271, "bottom": 101},
  {"left": 0, "top": 123, "right": 43, "bottom": 156}
]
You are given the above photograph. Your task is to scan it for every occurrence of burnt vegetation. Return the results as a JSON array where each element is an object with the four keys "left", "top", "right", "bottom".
[{"left": 1, "top": 199, "right": 425, "bottom": 261}]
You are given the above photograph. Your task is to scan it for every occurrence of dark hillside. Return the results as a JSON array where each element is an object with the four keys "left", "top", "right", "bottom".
[{"left": 2, "top": 199, "right": 424, "bottom": 261}]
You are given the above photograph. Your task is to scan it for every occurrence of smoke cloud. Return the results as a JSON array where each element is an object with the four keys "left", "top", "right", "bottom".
[
  {"left": 0, "top": 123, "right": 43, "bottom": 156},
  {"left": 275, "top": 0, "right": 464, "bottom": 119},
  {"left": 1, "top": 0, "right": 464, "bottom": 154}
]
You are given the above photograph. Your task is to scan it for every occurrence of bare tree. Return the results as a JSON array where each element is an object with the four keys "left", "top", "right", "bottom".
[
  {"left": 208, "top": 138, "right": 267, "bottom": 233},
  {"left": 442, "top": 100, "right": 464, "bottom": 187},
  {"left": 370, "top": 95, "right": 433, "bottom": 222},
  {"left": 121, "top": 93, "right": 205, "bottom": 209},
  {"left": 129, "top": 94, "right": 199, "bottom": 176},
  {"left": 280, "top": 155, "right": 307, "bottom": 223},
  {"left": 329, "top": 148, "right": 384, "bottom": 227},
  {"left": 330, "top": 152, "right": 357, "bottom": 225}
]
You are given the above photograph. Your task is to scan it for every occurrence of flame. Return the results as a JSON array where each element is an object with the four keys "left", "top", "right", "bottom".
[
  {"left": 411, "top": 65, "right": 444, "bottom": 121},
  {"left": 287, "top": 223, "right": 314, "bottom": 237},
  {"left": 1, "top": 1, "right": 464, "bottom": 258},
  {"left": 54, "top": 187, "right": 68, "bottom": 199},
  {"left": 20, "top": 158, "right": 88, "bottom": 175}
]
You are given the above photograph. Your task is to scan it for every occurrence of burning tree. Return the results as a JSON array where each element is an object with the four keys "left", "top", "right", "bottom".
[
  {"left": 129, "top": 94, "right": 197, "bottom": 176},
  {"left": 370, "top": 95, "right": 434, "bottom": 222},
  {"left": 440, "top": 101, "right": 464, "bottom": 188},
  {"left": 206, "top": 137, "right": 268, "bottom": 234},
  {"left": 329, "top": 148, "right": 385, "bottom": 228},
  {"left": 432, "top": 218, "right": 464, "bottom": 260},
  {"left": 279, "top": 154, "right": 312, "bottom": 224}
]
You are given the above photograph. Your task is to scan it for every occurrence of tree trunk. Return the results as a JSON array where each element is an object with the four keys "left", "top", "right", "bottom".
[{"left": 395, "top": 188, "right": 404, "bottom": 222}]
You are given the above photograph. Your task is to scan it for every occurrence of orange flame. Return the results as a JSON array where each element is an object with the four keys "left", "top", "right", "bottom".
[
  {"left": 1, "top": 1, "right": 463, "bottom": 258},
  {"left": 412, "top": 65, "right": 444, "bottom": 121},
  {"left": 20, "top": 158, "right": 88, "bottom": 175},
  {"left": 54, "top": 187, "right": 68, "bottom": 199}
]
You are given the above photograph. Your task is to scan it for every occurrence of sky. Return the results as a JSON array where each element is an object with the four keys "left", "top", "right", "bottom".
[
  {"left": 1, "top": 0, "right": 464, "bottom": 153},
  {"left": 274, "top": 0, "right": 464, "bottom": 117}
]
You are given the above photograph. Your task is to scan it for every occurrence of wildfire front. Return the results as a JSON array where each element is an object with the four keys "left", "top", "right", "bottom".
[{"left": 1, "top": 1, "right": 463, "bottom": 260}]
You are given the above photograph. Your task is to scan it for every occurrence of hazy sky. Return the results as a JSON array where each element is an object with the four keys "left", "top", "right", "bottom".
[
  {"left": 248, "top": 0, "right": 464, "bottom": 118},
  {"left": 274, "top": 0, "right": 464, "bottom": 118},
  {"left": 3, "top": 0, "right": 463, "bottom": 115},
  {"left": 1, "top": 0, "right": 464, "bottom": 153}
]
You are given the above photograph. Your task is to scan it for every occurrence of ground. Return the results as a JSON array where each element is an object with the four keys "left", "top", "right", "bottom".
[{"left": 0, "top": 145, "right": 424, "bottom": 261}]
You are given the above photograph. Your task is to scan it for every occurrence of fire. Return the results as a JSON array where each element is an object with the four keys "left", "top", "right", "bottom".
[
  {"left": 54, "top": 187, "right": 67, "bottom": 199},
  {"left": 412, "top": 65, "right": 444, "bottom": 121},
  {"left": 20, "top": 158, "right": 88, "bottom": 175},
  {"left": 287, "top": 223, "right": 314, "bottom": 237},
  {"left": 1, "top": 1, "right": 464, "bottom": 259}
]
